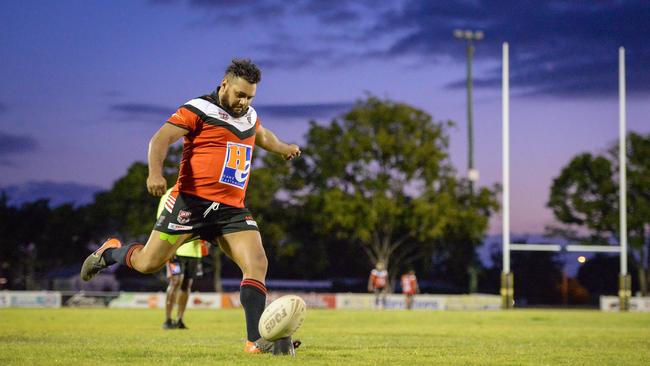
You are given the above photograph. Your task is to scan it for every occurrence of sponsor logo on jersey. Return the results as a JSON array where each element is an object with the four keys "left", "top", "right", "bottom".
[
  {"left": 219, "top": 142, "right": 252, "bottom": 189},
  {"left": 168, "top": 223, "right": 193, "bottom": 231},
  {"left": 218, "top": 110, "right": 229, "bottom": 120},
  {"left": 177, "top": 210, "right": 192, "bottom": 224},
  {"left": 247, "top": 114, "right": 252, "bottom": 124}
]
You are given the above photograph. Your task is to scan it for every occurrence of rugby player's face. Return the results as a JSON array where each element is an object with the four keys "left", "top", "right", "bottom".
[{"left": 221, "top": 77, "right": 256, "bottom": 117}]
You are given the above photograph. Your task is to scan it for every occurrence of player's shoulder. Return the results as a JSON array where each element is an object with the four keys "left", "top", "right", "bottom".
[{"left": 371, "top": 269, "right": 378, "bottom": 275}]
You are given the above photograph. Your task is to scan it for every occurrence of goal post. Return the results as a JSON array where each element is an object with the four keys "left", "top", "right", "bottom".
[
  {"left": 500, "top": 43, "right": 630, "bottom": 310},
  {"left": 618, "top": 47, "right": 632, "bottom": 310},
  {"left": 501, "top": 42, "right": 513, "bottom": 308}
]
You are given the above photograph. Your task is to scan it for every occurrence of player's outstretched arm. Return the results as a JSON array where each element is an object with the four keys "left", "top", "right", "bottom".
[
  {"left": 147, "top": 123, "right": 188, "bottom": 196},
  {"left": 256, "top": 126, "right": 301, "bottom": 160}
]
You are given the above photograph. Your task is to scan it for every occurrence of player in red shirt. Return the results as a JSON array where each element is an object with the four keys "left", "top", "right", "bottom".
[
  {"left": 81, "top": 59, "right": 300, "bottom": 354},
  {"left": 401, "top": 270, "right": 419, "bottom": 310},
  {"left": 367, "top": 261, "right": 388, "bottom": 309}
]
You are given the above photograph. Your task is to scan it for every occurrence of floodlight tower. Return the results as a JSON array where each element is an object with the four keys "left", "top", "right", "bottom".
[{"left": 454, "top": 29, "right": 484, "bottom": 193}]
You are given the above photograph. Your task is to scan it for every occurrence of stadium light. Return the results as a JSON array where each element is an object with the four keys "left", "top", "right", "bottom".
[
  {"left": 453, "top": 29, "right": 484, "bottom": 192},
  {"left": 454, "top": 29, "right": 485, "bottom": 295}
]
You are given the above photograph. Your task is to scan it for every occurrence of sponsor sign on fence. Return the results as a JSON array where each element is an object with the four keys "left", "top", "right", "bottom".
[
  {"left": 221, "top": 292, "right": 336, "bottom": 309},
  {"left": 109, "top": 292, "right": 164, "bottom": 309},
  {"left": 109, "top": 292, "right": 221, "bottom": 309},
  {"left": 0, "top": 290, "right": 499, "bottom": 311},
  {"left": 268, "top": 292, "right": 336, "bottom": 309},
  {"left": 1, "top": 291, "right": 61, "bottom": 308},
  {"left": 187, "top": 293, "right": 221, "bottom": 309},
  {"left": 335, "top": 293, "right": 375, "bottom": 310},
  {"left": 600, "top": 296, "right": 650, "bottom": 312},
  {"left": 336, "top": 293, "right": 499, "bottom": 310},
  {"left": 0, "top": 291, "right": 8, "bottom": 308}
]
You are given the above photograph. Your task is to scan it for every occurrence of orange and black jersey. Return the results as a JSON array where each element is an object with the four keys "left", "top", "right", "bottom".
[
  {"left": 166, "top": 93, "right": 261, "bottom": 208},
  {"left": 401, "top": 274, "right": 418, "bottom": 295},
  {"left": 370, "top": 269, "right": 388, "bottom": 289}
]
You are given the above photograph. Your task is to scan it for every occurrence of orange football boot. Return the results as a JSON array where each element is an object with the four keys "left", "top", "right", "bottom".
[
  {"left": 80, "top": 238, "right": 122, "bottom": 281},
  {"left": 244, "top": 341, "right": 263, "bottom": 354}
]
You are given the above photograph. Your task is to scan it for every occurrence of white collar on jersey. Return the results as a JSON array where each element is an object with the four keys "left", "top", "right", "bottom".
[{"left": 185, "top": 98, "right": 257, "bottom": 132}]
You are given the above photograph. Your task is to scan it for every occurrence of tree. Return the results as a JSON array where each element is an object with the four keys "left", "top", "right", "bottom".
[
  {"left": 288, "top": 96, "right": 499, "bottom": 289},
  {"left": 86, "top": 145, "right": 183, "bottom": 243},
  {"left": 0, "top": 193, "right": 93, "bottom": 290},
  {"left": 245, "top": 150, "right": 331, "bottom": 279},
  {"left": 547, "top": 132, "right": 650, "bottom": 295},
  {"left": 431, "top": 179, "right": 500, "bottom": 291},
  {"left": 88, "top": 162, "right": 158, "bottom": 242},
  {"left": 0, "top": 192, "right": 20, "bottom": 287}
]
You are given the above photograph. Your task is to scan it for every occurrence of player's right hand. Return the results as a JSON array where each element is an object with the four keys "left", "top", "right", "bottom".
[
  {"left": 147, "top": 174, "right": 167, "bottom": 197},
  {"left": 283, "top": 144, "right": 301, "bottom": 161}
]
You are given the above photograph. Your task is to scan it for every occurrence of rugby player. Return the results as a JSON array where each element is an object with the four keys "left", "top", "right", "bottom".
[
  {"left": 401, "top": 270, "right": 419, "bottom": 310},
  {"left": 81, "top": 59, "right": 300, "bottom": 353},
  {"left": 367, "top": 262, "right": 388, "bottom": 309}
]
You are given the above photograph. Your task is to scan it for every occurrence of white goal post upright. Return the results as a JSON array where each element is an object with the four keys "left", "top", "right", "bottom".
[
  {"left": 500, "top": 43, "right": 630, "bottom": 310},
  {"left": 619, "top": 47, "right": 632, "bottom": 307},
  {"left": 501, "top": 43, "right": 513, "bottom": 308}
]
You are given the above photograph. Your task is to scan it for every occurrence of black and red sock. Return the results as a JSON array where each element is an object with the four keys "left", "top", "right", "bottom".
[
  {"left": 240, "top": 278, "right": 267, "bottom": 342},
  {"left": 103, "top": 243, "right": 144, "bottom": 268}
]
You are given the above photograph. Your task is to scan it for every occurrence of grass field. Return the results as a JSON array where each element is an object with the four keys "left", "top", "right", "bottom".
[{"left": 0, "top": 308, "right": 649, "bottom": 365}]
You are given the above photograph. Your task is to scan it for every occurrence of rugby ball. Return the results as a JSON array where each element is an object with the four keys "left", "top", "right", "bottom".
[{"left": 258, "top": 295, "right": 306, "bottom": 341}]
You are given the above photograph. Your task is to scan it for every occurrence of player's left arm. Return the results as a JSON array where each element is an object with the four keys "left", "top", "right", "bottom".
[{"left": 256, "top": 125, "right": 301, "bottom": 160}]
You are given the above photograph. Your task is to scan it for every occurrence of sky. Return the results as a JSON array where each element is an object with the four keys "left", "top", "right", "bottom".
[{"left": 0, "top": 0, "right": 649, "bottom": 235}]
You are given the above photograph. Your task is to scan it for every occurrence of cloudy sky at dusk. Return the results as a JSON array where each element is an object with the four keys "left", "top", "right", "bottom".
[{"left": 1, "top": 0, "right": 648, "bottom": 235}]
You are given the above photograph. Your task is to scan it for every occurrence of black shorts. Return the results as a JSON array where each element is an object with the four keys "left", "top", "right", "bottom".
[
  {"left": 166, "top": 255, "right": 202, "bottom": 279},
  {"left": 154, "top": 191, "right": 259, "bottom": 241}
]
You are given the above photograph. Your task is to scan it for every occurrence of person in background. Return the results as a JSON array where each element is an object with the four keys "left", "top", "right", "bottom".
[
  {"left": 159, "top": 188, "right": 209, "bottom": 330},
  {"left": 401, "top": 269, "right": 419, "bottom": 310},
  {"left": 368, "top": 261, "right": 388, "bottom": 309},
  {"left": 163, "top": 239, "right": 207, "bottom": 329}
]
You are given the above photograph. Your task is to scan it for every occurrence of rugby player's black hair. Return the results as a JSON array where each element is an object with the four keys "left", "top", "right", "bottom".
[{"left": 225, "top": 58, "right": 261, "bottom": 84}]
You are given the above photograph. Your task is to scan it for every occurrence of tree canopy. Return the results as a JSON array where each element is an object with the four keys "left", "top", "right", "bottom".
[
  {"left": 284, "top": 96, "right": 499, "bottom": 288},
  {"left": 547, "top": 132, "right": 650, "bottom": 295}
]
